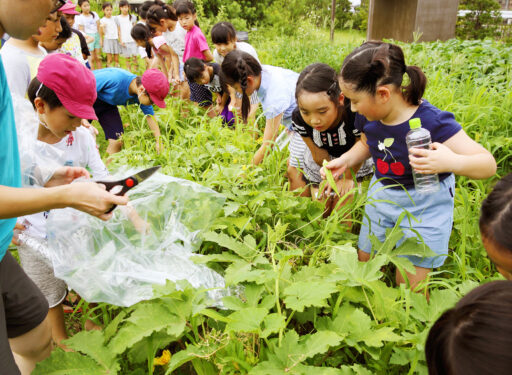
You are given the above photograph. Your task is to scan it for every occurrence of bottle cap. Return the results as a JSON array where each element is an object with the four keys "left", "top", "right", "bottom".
[{"left": 409, "top": 118, "right": 421, "bottom": 129}]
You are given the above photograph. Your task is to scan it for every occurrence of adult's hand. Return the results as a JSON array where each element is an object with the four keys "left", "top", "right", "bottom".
[
  {"left": 45, "top": 167, "right": 91, "bottom": 188},
  {"left": 64, "top": 182, "right": 129, "bottom": 221}
]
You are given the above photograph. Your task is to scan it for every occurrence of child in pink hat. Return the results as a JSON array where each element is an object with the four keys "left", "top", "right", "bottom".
[
  {"left": 92, "top": 67, "right": 169, "bottom": 154},
  {"left": 19, "top": 53, "right": 111, "bottom": 347}
]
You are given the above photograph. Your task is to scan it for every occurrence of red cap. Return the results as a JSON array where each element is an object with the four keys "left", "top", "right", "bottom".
[
  {"left": 141, "top": 69, "right": 169, "bottom": 108},
  {"left": 37, "top": 54, "right": 98, "bottom": 120},
  {"left": 59, "top": 1, "right": 80, "bottom": 15}
]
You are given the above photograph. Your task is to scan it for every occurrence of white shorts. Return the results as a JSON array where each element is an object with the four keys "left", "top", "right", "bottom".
[
  {"left": 121, "top": 42, "right": 137, "bottom": 57},
  {"left": 288, "top": 131, "right": 307, "bottom": 170},
  {"left": 103, "top": 39, "right": 121, "bottom": 54}
]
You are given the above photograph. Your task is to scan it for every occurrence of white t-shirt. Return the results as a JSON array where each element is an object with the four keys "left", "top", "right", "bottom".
[
  {"left": 20, "top": 127, "right": 109, "bottom": 239},
  {"left": 117, "top": 14, "right": 135, "bottom": 44},
  {"left": 76, "top": 12, "right": 100, "bottom": 34},
  {"left": 0, "top": 42, "right": 47, "bottom": 97},
  {"left": 163, "top": 23, "right": 186, "bottom": 62},
  {"left": 100, "top": 16, "right": 119, "bottom": 39},
  {"left": 213, "top": 42, "right": 259, "bottom": 65}
]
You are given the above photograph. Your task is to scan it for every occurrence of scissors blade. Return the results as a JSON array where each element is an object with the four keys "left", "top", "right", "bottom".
[{"left": 132, "top": 166, "right": 161, "bottom": 184}]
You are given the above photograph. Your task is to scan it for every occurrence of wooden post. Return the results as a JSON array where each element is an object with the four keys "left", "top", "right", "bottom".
[
  {"left": 330, "top": 0, "right": 336, "bottom": 41},
  {"left": 367, "top": 0, "right": 460, "bottom": 42}
]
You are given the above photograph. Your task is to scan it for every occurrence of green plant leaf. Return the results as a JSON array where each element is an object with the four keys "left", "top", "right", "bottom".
[
  {"left": 203, "top": 231, "right": 258, "bottom": 260},
  {"left": 260, "top": 313, "right": 286, "bottom": 338},
  {"left": 383, "top": 138, "right": 394, "bottom": 147},
  {"left": 33, "top": 350, "right": 106, "bottom": 375},
  {"left": 225, "top": 307, "right": 268, "bottom": 333},
  {"left": 283, "top": 280, "right": 338, "bottom": 312},
  {"left": 63, "top": 330, "right": 118, "bottom": 372},
  {"left": 108, "top": 303, "right": 186, "bottom": 355}
]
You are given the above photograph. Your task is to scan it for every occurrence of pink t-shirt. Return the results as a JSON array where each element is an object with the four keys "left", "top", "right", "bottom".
[
  {"left": 183, "top": 25, "right": 210, "bottom": 62},
  {"left": 152, "top": 35, "right": 170, "bottom": 57}
]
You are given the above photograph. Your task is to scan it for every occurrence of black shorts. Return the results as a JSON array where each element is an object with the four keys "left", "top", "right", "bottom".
[
  {"left": 93, "top": 99, "right": 124, "bottom": 140},
  {"left": 0, "top": 252, "right": 49, "bottom": 373},
  {"left": 188, "top": 80, "right": 212, "bottom": 107}
]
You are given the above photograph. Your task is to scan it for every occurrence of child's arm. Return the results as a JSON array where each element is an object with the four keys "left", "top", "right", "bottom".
[
  {"left": 321, "top": 133, "right": 371, "bottom": 180},
  {"left": 145, "top": 115, "right": 161, "bottom": 153},
  {"left": 409, "top": 129, "right": 496, "bottom": 179},
  {"left": 253, "top": 114, "right": 283, "bottom": 165},
  {"left": 202, "top": 49, "right": 214, "bottom": 62},
  {"left": 159, "top": 45, "right": 180, "bottom": 83},
  {"left": 303, "top": 137, "right": 330, "bottom": 166},
  {"left": 99, "top": 21, "right": 105, "bottom": 47}
]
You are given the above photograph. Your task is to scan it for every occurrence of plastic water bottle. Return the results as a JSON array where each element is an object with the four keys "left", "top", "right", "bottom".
[{"left": 406, "top": 118, "right": 440, "bottom": 193}]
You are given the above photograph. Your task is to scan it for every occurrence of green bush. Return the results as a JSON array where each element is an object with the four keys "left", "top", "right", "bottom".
[{"left": 457, "top": 0, "right": 504, "bottom": 39}]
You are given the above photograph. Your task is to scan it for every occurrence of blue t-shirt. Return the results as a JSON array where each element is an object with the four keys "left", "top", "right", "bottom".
[
  {"left": 0, "top": 56, "right": 22, "bottom": 259},
  {"left": 355, "top": 100, "right": 462, "bottom": 188},
  {"left": 93, "top": 68, "right": 154, "bottom": 116},
  {"left": 257, "top": 65, "right": 299, "bottom": 130}
]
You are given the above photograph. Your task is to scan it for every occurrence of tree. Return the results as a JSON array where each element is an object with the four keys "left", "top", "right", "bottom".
[{"left": 457, "top": 0, "right": 504, "bottom": 39}]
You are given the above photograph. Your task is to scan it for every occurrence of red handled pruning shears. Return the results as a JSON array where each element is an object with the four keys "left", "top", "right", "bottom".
[{"left": 97, "top": 166, "right": 161, "bottom": 213}]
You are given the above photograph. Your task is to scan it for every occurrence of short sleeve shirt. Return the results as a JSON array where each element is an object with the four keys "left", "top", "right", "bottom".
[
  {"left": 214, "top": 42, "right": 259, "bottom": 65},
  {"left": 76, "top": 12, "right": 100, "bottom": 34},
  {"left": 183, "top": 25, "right": 210, "bottom": 62},
  {"left": 164, "top": 23, "right": 186, "bottom": 62},
  {"left": 0, "top": 56, "right": 21, "bottom": 259},
  {"left": 0, "top": 43, "right": 47, "bottom": 97},
  {"left": 257, "top": 65, "right": 299, "bottom": 130},
  {"left": 355, "top": 100, "right": 462, "bottom": 187},
  {"left": 117, "top": 14, "right": 135, "bottom": 43},
  {"left": 20, "top": 127, "right": 109, "bottom": 240},
  {"left": 152, "top": 35, "right": 169, "bottom": 57},
  {"left": 100, "top": 17, "right": 119, "bottom": 39},
  {"left": 204, "top": 63, "right": 222, "bottom": 93},
  {"left": 291, "top": 107, "right": 360, "bottom": 158},
  {"left": 93, "top": 68, "right": 154, "bottom": 116}
]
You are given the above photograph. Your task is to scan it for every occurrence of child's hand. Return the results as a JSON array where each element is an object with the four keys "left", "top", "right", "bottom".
[
  {"left": 320, "top": 157, "right": 348, "bottom": 181},
  {"left": 45, "top": 167, "right": 91, "bottom": 187},
  {"left": 11, "top": 222, "right": 26, "bottom": 246},
  {"left": 214, "top": 104, "right": 224, "bottom": 115},
  {"left": 409, "top": 142, "right": 457, "bottom": 174}
]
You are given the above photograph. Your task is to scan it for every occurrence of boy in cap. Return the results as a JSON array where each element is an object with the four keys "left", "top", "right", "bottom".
[
  {"left": 92, "top": 67, "right": 169, "bottom": 154},
  {"left": 0, "top": 1, "right": 127, "bottom": 373}
]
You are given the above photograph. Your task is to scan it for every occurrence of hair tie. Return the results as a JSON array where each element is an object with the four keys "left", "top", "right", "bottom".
[{"left": 327, "top": 81, "right": 338, "bottom": 96}]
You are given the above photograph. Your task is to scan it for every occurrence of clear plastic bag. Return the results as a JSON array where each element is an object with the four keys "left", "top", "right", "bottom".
[
  {"left": 11, "top": 94, "right": 64, "bottom": 187},
  {"left": 46, "top": 171, "right": 228, "bottom": 307}
]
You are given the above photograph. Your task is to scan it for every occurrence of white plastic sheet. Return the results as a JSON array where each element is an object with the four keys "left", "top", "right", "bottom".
[{"left": 46, "top": 171, "right": 228, "bottom": 307}]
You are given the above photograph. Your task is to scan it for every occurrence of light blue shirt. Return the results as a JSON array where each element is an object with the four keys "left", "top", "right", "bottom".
[
  {"left": 93, "top": 68, "right": 154, "bottom": 116},
  {"left": 0, "top": 56, "right": 21, "bottom": 259},
  {"left": 257, "top": 65, "right": 299, "bottom": 130}
]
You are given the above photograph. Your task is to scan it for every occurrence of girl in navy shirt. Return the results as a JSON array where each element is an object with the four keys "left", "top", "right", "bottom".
[
  {"left": 292, "top": 63, "right": 372, "bottom": 216},
  {"left": 323, "top": 41, "right": 496, "bottom": 291}
]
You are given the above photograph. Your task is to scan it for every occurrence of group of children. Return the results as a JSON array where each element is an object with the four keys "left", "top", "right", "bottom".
[{"left": 0, "top": 0, "right": 510, "bottom": 374}]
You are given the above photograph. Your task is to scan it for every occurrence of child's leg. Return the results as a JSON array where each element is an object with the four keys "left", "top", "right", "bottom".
[
  {"left": 106, "top": 138, "right": 122, "bottom": 154},
  {"left": 114, "top": 53, "right": 119, "bottom": 67},
  {"left": 131, "top": 55, "right": 138, "bottom": 73},
  {"left": 288, "top": 132, "right": 308, "bottom": 192},
  {"left": 395, "top": 266, "right": 431, "bottom": 292},
  {"left": 106, "top": 53, "right": 112, "bottom": 67},
  {"left": 47, "top": 305, "right": 68, "bottom": 346}
]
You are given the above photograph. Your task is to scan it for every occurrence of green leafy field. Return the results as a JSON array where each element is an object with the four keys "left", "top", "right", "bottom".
[{"left": 34, "top": 30, "right": 511, "bottom": 374}]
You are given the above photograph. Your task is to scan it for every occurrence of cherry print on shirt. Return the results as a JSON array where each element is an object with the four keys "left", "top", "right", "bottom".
[{"left": 377, "top": 138, "right": 405, "bottom": 176}]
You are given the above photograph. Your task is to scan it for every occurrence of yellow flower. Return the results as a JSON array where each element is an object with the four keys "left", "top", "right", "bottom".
[
  {"left": 242, "top": 165, "right": 247, "bottom": 171},
  {"left": 154, "top": 350, "right": 171, "bottom": 366},
  {"left": 233, "top": 159, "right": 238, "bottom": 163}
]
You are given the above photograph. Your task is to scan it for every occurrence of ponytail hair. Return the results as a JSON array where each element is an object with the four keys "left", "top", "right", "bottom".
[
  {"left": 340, "top": 41, "right": 427, "bottom": 105},
  {"left": 220, "top": 50, "right": 262, "bottom": 122},
  {"left": 131, "top": 23, "right": 153, "bottom": 58},
  {"left": 480, "top": 173, "right": 512, "bottom": 252},
  {"left": 147, "top": 0, "right": 177, "bottom": 25}
]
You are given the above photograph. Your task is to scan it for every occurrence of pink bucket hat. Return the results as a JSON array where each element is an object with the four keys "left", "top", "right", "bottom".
[
  {"left": 59, "top": 1, "right": 80, "bottom": 15},
  {"left": 37, "top": 54, "right": 98, "bottom": 120},
  {"left": 141, "top": 69, "right": 169, "bottom": 108}
]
